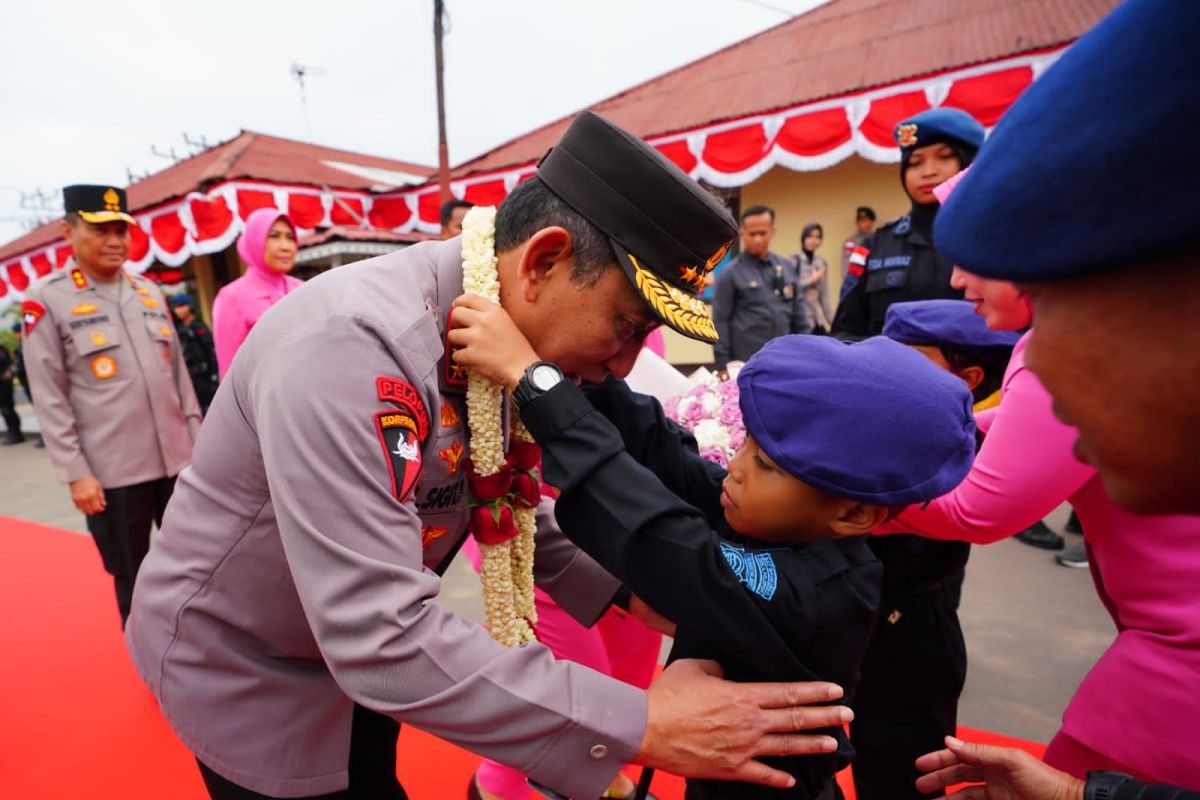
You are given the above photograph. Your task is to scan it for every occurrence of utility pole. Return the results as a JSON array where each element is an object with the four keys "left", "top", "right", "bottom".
[{"left": 433, "top": 0, "right": 451, "bottom": 206}]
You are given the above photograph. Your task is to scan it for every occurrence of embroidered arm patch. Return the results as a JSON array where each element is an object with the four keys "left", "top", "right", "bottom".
[
  {"left": 719, "top": 541, "right": 779, "bottom": 601},
  {"left": 21, "top": 300, "right": 46, "bottom": 334},
  {"left": 373, "top": 377, "right": 430, "bottom": 503}
]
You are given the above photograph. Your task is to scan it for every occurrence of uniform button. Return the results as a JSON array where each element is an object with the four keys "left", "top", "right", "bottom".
[{"left": 589, "top": 744, "right": 608, "bottom": 760}]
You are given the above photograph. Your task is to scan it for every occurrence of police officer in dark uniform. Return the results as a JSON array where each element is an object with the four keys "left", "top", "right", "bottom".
[
  {"left": 831, "top": 108, "right": 985, "bottom": 340},
  {"left": 711, "top": 205, "right": 808, "bottom": 371},
  {"left": 169, "top": 293, "right": 219, "bottom": 414},
  {"left": 0, "top": 335, "right": 23, "bottom": 445}
]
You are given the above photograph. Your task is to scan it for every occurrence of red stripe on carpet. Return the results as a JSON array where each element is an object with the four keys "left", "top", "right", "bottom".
[{"left": 0, "top": 517, "right": 1044, "bottom": 799}]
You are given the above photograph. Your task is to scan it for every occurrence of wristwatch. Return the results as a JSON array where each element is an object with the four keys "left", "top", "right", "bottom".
[
  {"left": 513, "top": 361, "right": 565, "bottom": 411},
  {"left": 1085, "top": 772, "right": 1135, "bottom": 800}
]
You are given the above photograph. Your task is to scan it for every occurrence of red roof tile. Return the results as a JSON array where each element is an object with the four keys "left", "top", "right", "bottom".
[{"left": 454, "top": 0, "right": 1118, "bottom": 177}]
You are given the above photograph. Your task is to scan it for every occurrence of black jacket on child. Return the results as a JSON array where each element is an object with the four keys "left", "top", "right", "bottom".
[{"left": 520, "top": 377, "right": 883, "bottom": 800}]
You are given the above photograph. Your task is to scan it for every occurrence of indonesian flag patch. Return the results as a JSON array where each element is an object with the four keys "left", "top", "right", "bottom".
[
  {"left": 847, "top": 246, "right": 870, "bottom": 278},
  {"left": 21, "top": 300, "right": 46, "bottom": 334},
  {"left": 373, "top": 378, "right": 430, "bottom": 503}
]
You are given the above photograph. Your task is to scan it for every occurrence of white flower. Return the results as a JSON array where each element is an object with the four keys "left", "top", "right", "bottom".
[
  {"left": 701, "top": 394, "right": 721, "bottom": 415},
  {"left": 692, "top": 418, "right": 730, "bottom": 452}
]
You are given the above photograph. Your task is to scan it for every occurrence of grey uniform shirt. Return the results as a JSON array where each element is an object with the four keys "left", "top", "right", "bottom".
[
  {"left": 126, "top": 238, "right": 644, "bottom": 799},
  {"left": 21, "top": 261, "right": 200, "bottom": 487},
  {"left": 711, "top": 250, "right": 811, "bottom": 369}
]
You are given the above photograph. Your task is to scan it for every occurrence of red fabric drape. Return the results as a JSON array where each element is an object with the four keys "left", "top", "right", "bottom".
[
  {"left": 463, "top": 179, "right": 508, "bottom": 208},
  {"left": 656, "top": 140, "right": 698, "bottom": 173},
  {"left": 53, "top": 245, "right": 73, "bottom": 268},
  {"left": 236, "top": 189, "right": 277, "bottom": 220},
  {"left": 189, "top": 196, "right": 234, "bottom": 242},
  {"left": 859, "top": 91, "right": 931, "bottom": 148},
  {"left": 6, "top": 263, "right": 29, "bottom": 293},
  {"left": 418, "top": 192, "right": 442, "bottom": 226},
  {"left": 287, "top": 194, "right": 325, "bottom": 229},
  {"left": 942, "top": 66, "right": 1033, "bottom": 127},
  {"left": 702, "top": 123, "right": 769, "bottom": 174},
  {"left": 368, "top": 197, "right": 412, "bottom": 229},
  {"left": 775, "top": 107, "right": 853, "bottom": 156},
  {"left": 29, "top": 254, "right": 52, "bottom": 278},
  {"left": 128, "top": 224, "right": 150, "bottom": 262},
  {"left": 150, "top": 213, "right": 187, "bottom": 255},
  {"left": 330, "top": 197, "right": 365, "bottom": 226}
]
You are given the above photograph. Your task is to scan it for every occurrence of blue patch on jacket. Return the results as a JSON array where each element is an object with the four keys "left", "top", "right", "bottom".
[{"left": 719, "top": 541, "right": 779, "bottom": 601}]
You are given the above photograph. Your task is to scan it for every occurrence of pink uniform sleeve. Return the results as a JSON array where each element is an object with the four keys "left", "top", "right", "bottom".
[
  {"left": 212, "top": 290, "right": 247, "bottom": 379},
  {"left": 877, "top": 362, "right": 1096, "bottom": 543}
]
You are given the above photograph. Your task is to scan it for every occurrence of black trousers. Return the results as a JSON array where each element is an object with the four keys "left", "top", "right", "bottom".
[
  {"left": 850, "top": 580, "right": 967, "bottom": 800},
  {"left": 84, "top": 476, "right": 176, "bottom": 627},
  {"left": 0, "top": 377, "right": 20, "bottom": 438},
  {"left": 198, "top": 705, "right": 407, "bottom": 799}
]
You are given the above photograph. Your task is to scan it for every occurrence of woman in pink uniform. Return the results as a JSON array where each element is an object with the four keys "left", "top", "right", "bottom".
[
  {"left": 874, "top": 172, "right": 1200, "bottom": 788},
  {"left": 212, "top": 208, "right": 302, "bottom": 377}
]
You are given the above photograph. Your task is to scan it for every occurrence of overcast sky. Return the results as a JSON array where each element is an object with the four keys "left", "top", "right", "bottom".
[{"left": 0, "top": 0, "right": 829, "bottom": 244}]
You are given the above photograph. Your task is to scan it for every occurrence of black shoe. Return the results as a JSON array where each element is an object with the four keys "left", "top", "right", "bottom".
[
  {"left": 1064, "top": 511, "right": 1083, "bottom": 534},
  {"left": 1056, "top": 541, "right": 1089, "bottom": 568},
  {"left": 2, "top": 433, "right": 24, "bottom": 445},
  {"left": 1015, "top": 520, "right": 1065, "bottom": 550},
  {"left": 34, "top": 436, "right": 45, "bottom": 448}
]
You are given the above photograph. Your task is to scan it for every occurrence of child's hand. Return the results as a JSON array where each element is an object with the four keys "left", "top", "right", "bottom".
[{"left": 447, "top": 294, "right": 541, "bottom": 390}]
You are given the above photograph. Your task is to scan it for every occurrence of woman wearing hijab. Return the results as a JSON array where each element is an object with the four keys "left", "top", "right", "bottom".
[
  {"left": 212, "top": 208, "right": 301, "bottom": 377},
  {"left": 794, "top": 223, "right": 831, "bottom": 333}
]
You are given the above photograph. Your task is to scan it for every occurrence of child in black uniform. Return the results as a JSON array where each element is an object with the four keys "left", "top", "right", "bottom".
[
  {"left": 498, "top": 335, "right": 978, "bottom": 800},
  {"left": 849, "top": 300, "right": 1019, "bottom": 800}
]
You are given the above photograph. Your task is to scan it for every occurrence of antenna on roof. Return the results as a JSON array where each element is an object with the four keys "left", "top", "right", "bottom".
[
  {"left": 734, "top": 0, "right": 796, "bottom": 16},
  {"left": 182, "top": 132, "right": 211, "bottom": 155},
  {"left": 17, "top": 187, "right": 63, "bottom": 230},
  {"left": 290, "top": 62, "right": 326, "bottom": 142},
  {"left": 151, "top": 144, "right": 181, "bottom": 163},
  {"left": 126, "top": 167, "right": 151, "bottom": 184}
]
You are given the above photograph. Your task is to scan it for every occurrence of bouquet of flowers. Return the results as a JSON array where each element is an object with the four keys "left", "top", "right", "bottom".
[{"left": 663, "top": 369, "right": 745, "bottom": 467}]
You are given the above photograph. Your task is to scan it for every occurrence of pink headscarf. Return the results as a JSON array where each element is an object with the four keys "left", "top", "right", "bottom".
[{"left": 212, "top": 209, "right": 302, "bottom": 377}]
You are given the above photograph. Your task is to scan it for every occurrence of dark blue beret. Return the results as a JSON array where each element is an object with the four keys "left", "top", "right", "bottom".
[
  {"left": 168, "top": 293, "right": 193, "bottom": 308},
  {"left": 884, "top": 300, "right": 1020, "bottom": 352},
  {"left": 737, "top": 335, "right": 976, "bottom": 506},
  {"left": 934, "top": 0, "right": 1200, "bottom": 281},
  {"left": 895, "top": 108, "right": 985, "bottom": 162}
]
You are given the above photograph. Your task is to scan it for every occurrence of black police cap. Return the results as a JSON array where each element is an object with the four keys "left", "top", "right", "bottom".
[
  {"left": 537, "top": 111, "right": 736, "bottom": 343},
  {"left": 62, "top": 185, "right": 137, "bottom": 226}
]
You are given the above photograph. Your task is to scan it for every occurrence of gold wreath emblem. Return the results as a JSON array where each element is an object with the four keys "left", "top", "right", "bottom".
[
  {"left": 630, "top": 255, "right": 718, "bottom": 342},
  {"left": 896, "top": 123, "right": 919, "bottom": 148},
  {"left": 103, "top": 188, "right": 121, "bottom": 211}
]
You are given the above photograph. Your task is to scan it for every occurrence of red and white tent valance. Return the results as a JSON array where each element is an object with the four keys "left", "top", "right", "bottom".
[{"left": 0, "top": 45, "right": 1065, "bottom": 308}]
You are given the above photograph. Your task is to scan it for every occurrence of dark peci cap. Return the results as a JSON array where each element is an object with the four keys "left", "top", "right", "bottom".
[
  {"left": 855, "top": 206, "right": 876, "bottom": 221},
  {"left": 737, "top": 336, "right": 976, "bottom": 506},
  {"left": 884, "top": 300, "right": 1020, "bottom": 352},
  {"left": 537, "top": 111, "right": 737, "bottom": 343},
  {"left": 62, "top": 185, "right": 137, "bottom": 226},
  {"left": 934, "top": 0, "right": 1200, "bottom": 281}
]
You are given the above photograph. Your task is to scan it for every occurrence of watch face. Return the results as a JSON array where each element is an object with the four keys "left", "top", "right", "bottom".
[{"left": 530, "top": 364, "right": 562, "bottom": 391}]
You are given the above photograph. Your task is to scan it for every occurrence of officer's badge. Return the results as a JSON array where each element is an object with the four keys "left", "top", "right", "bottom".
[
  {"left": 141, "top": 298, "right": 159, "bottom": 309},
  {"left": 70, "top": 269, "right": 88, "bottom": 289},
  {"left": 103, "top": 188, "right": 121, "bottom": 212},
  {"left": 136, "top": 287, "right": 151, "bottom": 296},
  {"left": 705, "top": 239, "right": 733, "bottom": 272},
  {"left": 439, "top": 440, "right": 464, "bottom": 475},
  {"left": 896, "top": 123, "right": 919, "bottom": 148},
  {"left": 440, "top": 401, "right": 460, "bottom": 428},
  {"left": 421, "top": 525, "right": 449, "bottom": 550},
  {"left": 91, "top": 355, "right": 116, "bottom": 380},
  {"left": 72, "top": 303, "right": 98, "bottom": 316},
  {"left": 887, "top": 610, "right": 902, "bottom": 625},
  {"left": 90, "top": 332, "right": 108, "bottom": 347},
  {"left": 21, "top": 300, "right": 46, "bottom": 334},
  {"left": 678, "top": 265, "right": 707, "bottom": 293}
]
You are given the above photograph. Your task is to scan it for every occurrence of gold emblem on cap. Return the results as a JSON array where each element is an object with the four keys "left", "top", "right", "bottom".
[
  {"left": 629, "top": 254, "right": 718, "bottom": 343},
  {"left": 705, "top": 240, "right": 733, "bottom": 272},
  {"left": 896, "top": 124, "right": 918, "bottom": 148},
  {"left": 103, "top": 188, "right": 121, "bottom": 211}
]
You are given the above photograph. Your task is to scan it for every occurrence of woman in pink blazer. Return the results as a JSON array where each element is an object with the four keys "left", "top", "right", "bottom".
[{"left": 212, "top": 208, "right": 302, "bottom": 377}]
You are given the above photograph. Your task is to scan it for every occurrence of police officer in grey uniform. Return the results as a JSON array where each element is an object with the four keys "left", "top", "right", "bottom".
[
  {"left": 21, "top": 185, "right": 201, "bottom": 627},
  {"left": 711, "top": 205, "right": 810, "bottom": 372},
  {"left": 126, "top": 112, "right": 849, "bottom": 800}
]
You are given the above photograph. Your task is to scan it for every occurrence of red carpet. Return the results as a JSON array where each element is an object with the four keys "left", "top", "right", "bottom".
[{"left": 0, "top": 517, "right": 1043, "bottom": 799}]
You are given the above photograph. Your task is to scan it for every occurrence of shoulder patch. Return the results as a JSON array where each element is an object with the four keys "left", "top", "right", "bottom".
[
  {"left": 70, "top": 269, "right": 88, "bottom": 289},
  {"left": 376, "top": 377, "right": 430, "bottom": 439},
  {"left": 21, "top": 300, "right": 46, "bottom": 334},
  {"left": 375, "top": 410, "right": 425, "bottom": 503},
  {"left": 719, "top": 541, "right": 779, "bottom": 601}
]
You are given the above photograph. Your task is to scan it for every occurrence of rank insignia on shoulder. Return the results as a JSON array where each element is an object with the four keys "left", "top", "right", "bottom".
[
  {"left": 444, "top": 351, "right": 467, "bottom": 387},
  {"left": 70, "top": 269, "right": 88, "bottom": 289},
  {"left": 91, "top": 355, "right": 117, "bottom": 380},
  {"left": 421, "top": 525, "right": 449, "bottom": 550},
  {"left": 141, "top": 297, "right": 160, "bottom": 309},
  {"left": 439, "top": 440, "right": 464, "bottom": 475},
  {"left": 376, "top": 377, "right": 430, "bottom": 439},
  {"left": 375, "top": 409, "right": 425, "bottom": 502},
  {"left": 73, "top": 303, "right": 99, "bottom": 316},
  {"left": 21, "top": 300, "right": 46, "bottom": 334},
  {"left": 440, "top": 401, "right": 460, "bottom": 428}
]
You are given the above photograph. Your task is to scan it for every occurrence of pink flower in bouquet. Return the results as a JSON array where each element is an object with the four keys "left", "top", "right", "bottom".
[
  {"left": 719, "top": 379, "right": 740, "bottom": 400},
  {"left": 729, "top": 420, "right": 746, "bottom": 452},
  {"left": 662, "top": 394, "right": 681, "bottom": 420},
  {"left": 719, "top": 398, "right": 741, "bottom": 426},
  {"left": 699, "top": 448, "right": 728, "bottom": 468},
  {"left": 682, "top": 398, "right": 707, "bottom": 425}
]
